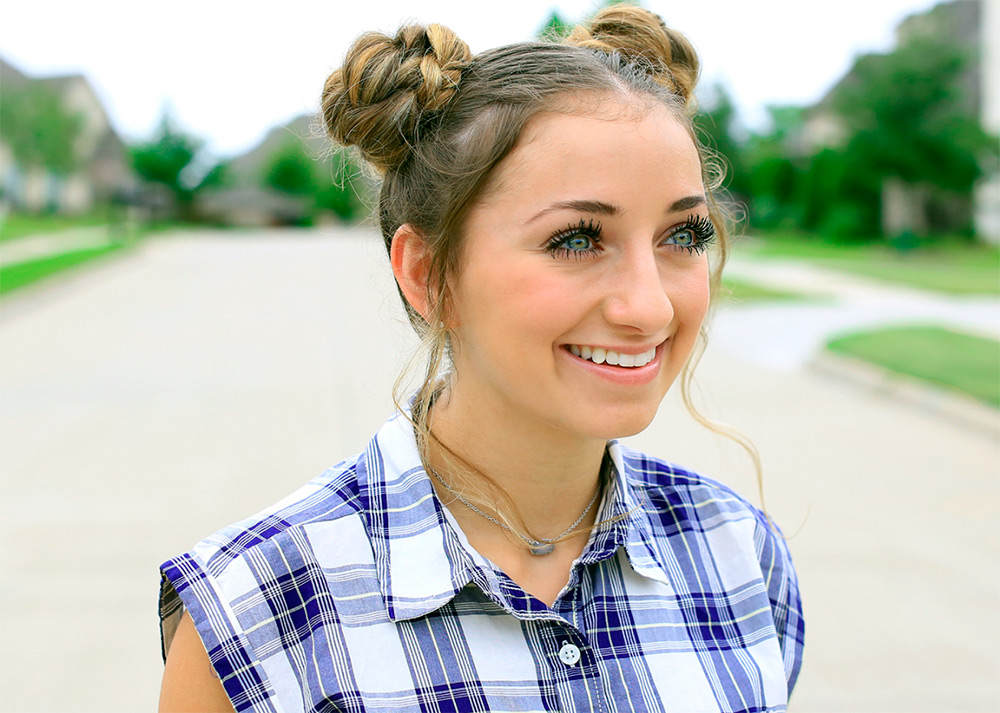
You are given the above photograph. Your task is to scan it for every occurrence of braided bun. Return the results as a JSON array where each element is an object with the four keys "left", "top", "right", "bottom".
[
  {"left": 321, "top": 24, "right": 471, "bottom": 172},
  {"left": 566, "top": 5, "right": 700, "bottom": 110}
]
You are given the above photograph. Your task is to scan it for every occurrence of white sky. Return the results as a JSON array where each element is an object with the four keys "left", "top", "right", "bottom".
[{"left": 1, "top": 0, "right": 941, "bottom": 160}]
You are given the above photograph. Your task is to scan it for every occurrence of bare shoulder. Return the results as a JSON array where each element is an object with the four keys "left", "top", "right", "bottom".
[{"left": 159, "top": 611, "right": 235, "bottom": 713}]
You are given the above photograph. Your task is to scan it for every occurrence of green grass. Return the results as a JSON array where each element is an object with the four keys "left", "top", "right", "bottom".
[
  {"left": 0, "top": 212, "right": 114, "bottom": 242},
  {"left": 827, "top": 325, "right": 1000, "bottom": 408},
  {"left": 0, "top": 243, "right": 128, "bottom": 295},
  {"left": 721, "top": 278, "right": 804, "bottom": 302},
  {"left": 740, "top": 231, "right": 1000, "bottom": 296}
]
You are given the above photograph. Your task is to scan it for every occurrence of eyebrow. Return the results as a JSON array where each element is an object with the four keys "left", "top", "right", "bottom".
[
  {"left": 525, "top": 195, "right": 706, "bottom": 224},
  {"left": 526, "top": 200, "right": 619, "bottom": 224}
]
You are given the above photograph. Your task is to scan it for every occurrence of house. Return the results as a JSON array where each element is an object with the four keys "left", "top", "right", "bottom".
[{"left": 0, "top": 57, "right": 136, "bottom": 214}]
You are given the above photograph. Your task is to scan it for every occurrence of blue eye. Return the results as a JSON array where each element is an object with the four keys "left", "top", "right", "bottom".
[
  {"left": 663, "top": 215, "right": 715, "bottom": 254},
  {"left": 565, "top": 235, "right": 594, "bottom": 251},
  {"left": 664, "top": 229, "right": 696, "bottom": 248},
  {"left": 545, "top": 218, "right": 603, "bottom": 259}
]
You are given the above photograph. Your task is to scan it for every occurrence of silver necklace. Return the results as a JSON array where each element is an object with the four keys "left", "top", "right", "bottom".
[{"left": 427, "top": 463, "right": 603, "bottom": 556}]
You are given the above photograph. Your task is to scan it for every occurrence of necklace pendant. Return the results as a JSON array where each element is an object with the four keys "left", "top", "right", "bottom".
[{"left": 528, "top": 542, "right": 555, "bottom": 556}]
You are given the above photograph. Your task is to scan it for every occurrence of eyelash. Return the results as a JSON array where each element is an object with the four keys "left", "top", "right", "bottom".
[
  {"left": 545, "top": 218, "right": 603, "bottom": 259},
  {"left": 544, "top": 214, "right": 717, "bottom": 259}
]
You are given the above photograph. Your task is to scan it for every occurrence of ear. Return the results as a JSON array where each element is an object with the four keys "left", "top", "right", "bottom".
[{"left": 390, "top": 223, "right": 434, "bottom": 322}]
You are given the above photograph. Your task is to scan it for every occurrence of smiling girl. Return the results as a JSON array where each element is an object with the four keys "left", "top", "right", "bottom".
[{"left": 158, "top": 6, "right": 804, "bottom": 711}]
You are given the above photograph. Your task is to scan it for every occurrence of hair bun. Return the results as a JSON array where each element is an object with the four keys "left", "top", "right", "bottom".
[
  {"left": 321, "top": 23, "right": 471, "bottom": 172},
  {"left": 566, "top": 5, "right": 700, "bottom": 110}
]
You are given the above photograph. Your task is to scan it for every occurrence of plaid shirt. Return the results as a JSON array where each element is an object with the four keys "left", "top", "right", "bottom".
[{"left": 160, "top": 411, "right": 804, "bottom": 712}]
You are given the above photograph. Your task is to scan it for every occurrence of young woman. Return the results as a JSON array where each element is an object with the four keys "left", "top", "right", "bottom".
[{"left": 158, "top": 6, "right": 804, "bottom": 711}]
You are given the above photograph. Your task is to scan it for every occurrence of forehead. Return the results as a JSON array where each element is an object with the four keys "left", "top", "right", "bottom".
[{"left": 478, "top": 102, "right": 703, "bottom": 213}]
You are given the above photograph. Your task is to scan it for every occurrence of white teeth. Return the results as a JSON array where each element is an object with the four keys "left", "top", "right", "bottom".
[{"left": 567, "top": 345, "right": 656, "bottom": 368}]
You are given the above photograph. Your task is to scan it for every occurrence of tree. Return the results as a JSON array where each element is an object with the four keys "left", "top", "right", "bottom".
[
  {"left": 743, "top": 105, "right": 805, "bottom": 229},
  {"left": 0, "top": 84, "right": 83, "bottom": 176},
  {"left": 261, "top": 138, "right": 363, "bottom": 223},
  {"left": 818, "top": 23, "right": 994, "bottom": 237},
  {"left": 537, "top": 10, "right": 571, "bottom": 40},
  {"left": 129, "top": 112, "right": 211, "bottom": 219},
  {"left": 264, "top": 140, "right": 317, "bottom": 196},
  {"left": 694, "top": 84, "right": 749, "bottom": 200},
  {"left": 315, "top": 149, "right": 363, "bottom": 222}
]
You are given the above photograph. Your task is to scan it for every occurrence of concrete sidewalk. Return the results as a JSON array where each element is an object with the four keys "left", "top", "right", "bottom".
[
  {"left": 720, "top": 255, "right": 1000, "bottom": 370},
  {"left": 0, "top": 226, "right": 121, "bottom": 267},
  {"left": 0, "top": 229, "right": 997, "bottom": 712}
]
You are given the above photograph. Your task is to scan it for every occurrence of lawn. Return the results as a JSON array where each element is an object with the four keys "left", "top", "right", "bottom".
[
  {"left": 0, "top": 243, "right": 129, "bottom": 296},
  {"left": 827, "top": 325, "right": 1000, "bottom": 408},
  {"left": 740, "top": 232, "right": 1000, "bottom": 296},
  {"left": 0, "top": 212, "right": 116, "bottom": 242},
  {"left": 720, "top": 278, "right": 804, "bottom": 302}
]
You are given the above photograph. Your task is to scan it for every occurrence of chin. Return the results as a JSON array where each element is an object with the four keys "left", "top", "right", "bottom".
[{"left": 565, "top": 403, "right": 661, "bottom": 441}]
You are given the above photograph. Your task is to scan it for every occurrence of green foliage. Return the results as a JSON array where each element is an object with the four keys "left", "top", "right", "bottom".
[
  {"left": 735, "top": 4, "right": 995, "bottom": 242},
  {"left": 537, "top": 11, "right": 571, "bottom": 40},
  {"left": 796, "top": 21, "right": 993, "bottom": 239},
  {"left": 130, "top": 113, "right": 202, "bottom": 189},
  {"left": 129, "top": 112, "right": 202, "bottom": 215},
  {"left": 261, "top": 139, "right": 363, "bottom": 223},
  {"left": 129, "top": 111, "right": 224, "bottom": 218},
  {"left": 315, "top": 150, "right": 363, "bottom": 222},
  {"left": 831, "top": 37, "right": 989, "bottom": 193},
  {"left": 198, "top": 161, "right": 230, "bottom": 191},
  {"left": 0, "top": 83, "right": 84, "bottom": 175},
  {"left": 743, "top": 105, "right": 805, "bottom": 229},
  {"left": 694, "top": 84, "right": 748, "bottom": 199},
  {"left": 265, "top": 140, "right": 317, "bottom": 196}
]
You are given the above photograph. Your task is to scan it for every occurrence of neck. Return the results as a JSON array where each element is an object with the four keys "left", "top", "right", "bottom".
[{"left": 426, "top": 380, "right": 608, "bottom": 541}]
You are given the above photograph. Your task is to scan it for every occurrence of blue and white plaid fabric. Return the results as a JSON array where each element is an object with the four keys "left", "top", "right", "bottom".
[{"left": 160, "top": 410, "right": 804, "bottom": 712}]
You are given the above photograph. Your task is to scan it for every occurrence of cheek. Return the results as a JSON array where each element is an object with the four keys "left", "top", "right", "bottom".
[
  {"left": 671, "top": 263, "right": 712, "bottom": 328},
  {"left": 454, "top": 260, "right": 577, "bottom": 337}
]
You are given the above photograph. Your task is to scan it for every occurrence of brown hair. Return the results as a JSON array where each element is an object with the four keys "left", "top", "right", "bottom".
[{"left": 321, "top": 5, "right": 761, "bottom": 540}]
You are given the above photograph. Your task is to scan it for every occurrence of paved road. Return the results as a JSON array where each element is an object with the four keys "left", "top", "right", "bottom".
[{"left": 1, "top": 229, "right": 997, "bottom": 712}]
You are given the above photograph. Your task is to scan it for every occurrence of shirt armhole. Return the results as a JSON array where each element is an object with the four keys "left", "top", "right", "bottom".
[{"left": 159, "top": 553, "right": 278, "bottom": 712}]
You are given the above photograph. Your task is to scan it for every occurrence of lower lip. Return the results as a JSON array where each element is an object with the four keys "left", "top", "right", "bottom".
[{"left": 559, "top": 342, "right": 667, "bottom": 385}]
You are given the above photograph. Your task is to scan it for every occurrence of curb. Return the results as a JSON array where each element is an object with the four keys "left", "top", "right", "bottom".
[{"left": 808, "top": 351, "right": 1000, "bottom": 440}]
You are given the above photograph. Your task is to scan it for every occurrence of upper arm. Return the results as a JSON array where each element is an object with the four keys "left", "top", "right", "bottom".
[{"left": 159, "top": 611, "right": 235, "bottom": 713}]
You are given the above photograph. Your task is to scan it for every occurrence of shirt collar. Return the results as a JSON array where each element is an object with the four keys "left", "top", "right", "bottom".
[
  {"left": 597, "top": 440, "right": 673, "bottom": 587},
  {"left": 358, "top": 412, "right": 673, "bottom": 623}
]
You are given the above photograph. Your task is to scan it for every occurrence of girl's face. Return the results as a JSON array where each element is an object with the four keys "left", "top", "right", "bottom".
[{"left": 446, "top": 102, "right": 712, "bottom": 442}]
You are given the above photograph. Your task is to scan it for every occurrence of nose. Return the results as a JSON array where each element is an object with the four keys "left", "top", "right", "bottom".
[{"left": 601, "top": 247, "right": 674, "bottom": 334}]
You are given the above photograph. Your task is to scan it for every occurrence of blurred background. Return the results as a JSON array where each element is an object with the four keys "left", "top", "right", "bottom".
[{"left": 1, "top": 0, "right": 997, "bottom": 711}]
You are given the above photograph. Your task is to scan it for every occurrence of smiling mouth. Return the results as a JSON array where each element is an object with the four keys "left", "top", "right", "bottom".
[{"left": 565, "top": 344, "right": 657, "bottom": 368}]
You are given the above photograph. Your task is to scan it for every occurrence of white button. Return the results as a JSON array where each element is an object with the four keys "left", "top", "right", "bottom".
[{"left": 558, "top": 642, "right": 581, "bottom": 666}]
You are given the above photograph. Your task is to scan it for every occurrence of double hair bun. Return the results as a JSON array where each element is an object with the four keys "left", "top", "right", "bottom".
[{"left": 321, "top": 5, "right": 700, "bottom": 173}]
